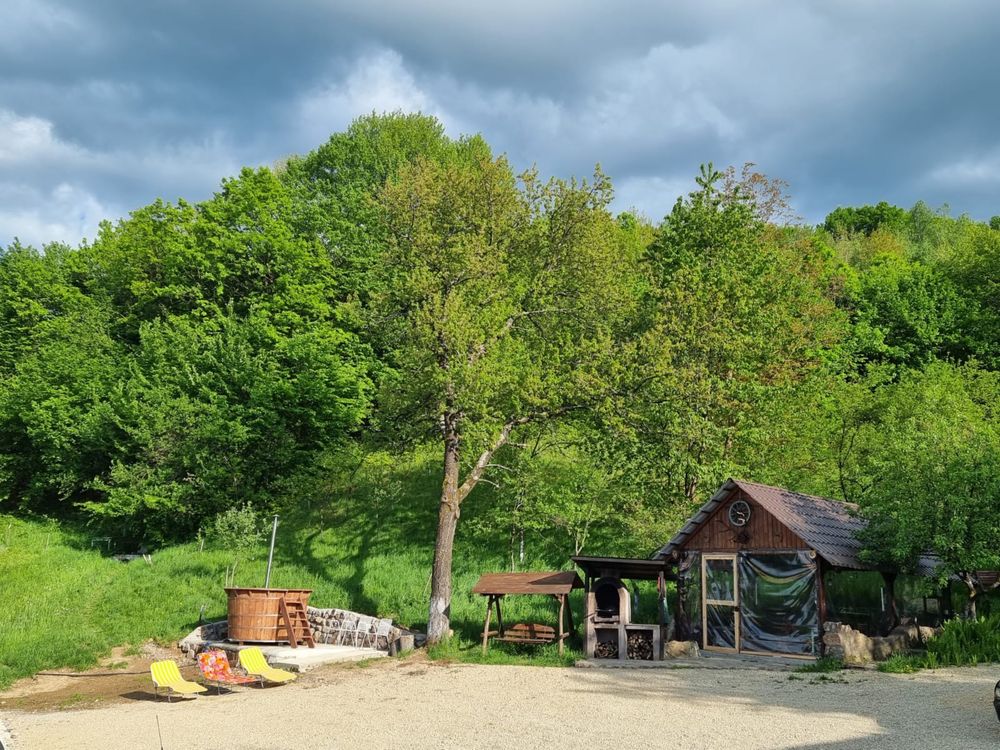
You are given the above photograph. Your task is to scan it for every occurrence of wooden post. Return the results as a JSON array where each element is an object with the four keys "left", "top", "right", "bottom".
[
  {"left": 657, "top": 571, "right": 666, "bottom": 626},
  {"left": 557, "top": 594, "right": 565, "bottom": 656},
  {"left": 278, "top": 597, "right": 297, "bottom": 649},
  {"left": 495, "top": 595, "right": 504, "bottom": 636},
  {"left": 880, "top": 572, "right": 898, "bottom": 635},
  {"left": 481, "top": 595, "right": 493, "bottom": 654},
  {"left": 816, "top": 558, "right": 827, "bottom": 656}
]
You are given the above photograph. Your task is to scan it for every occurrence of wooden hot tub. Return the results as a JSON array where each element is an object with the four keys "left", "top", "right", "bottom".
[{"left": 225, "top": 587, "right": 312, "bottom": 644}]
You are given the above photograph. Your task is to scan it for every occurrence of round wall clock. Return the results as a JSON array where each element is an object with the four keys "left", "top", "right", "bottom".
[{"left": 727, "top": 499, "right": 752, "bottom": 527}]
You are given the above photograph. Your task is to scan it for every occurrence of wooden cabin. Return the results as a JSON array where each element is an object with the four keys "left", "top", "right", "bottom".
[{"left": 654, "top": 479, "right": 939, "bottom": 658}]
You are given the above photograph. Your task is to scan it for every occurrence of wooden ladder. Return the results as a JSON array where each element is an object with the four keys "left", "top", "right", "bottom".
[{"left": 278, "top": 598, "right": 316, "bottom": 649}]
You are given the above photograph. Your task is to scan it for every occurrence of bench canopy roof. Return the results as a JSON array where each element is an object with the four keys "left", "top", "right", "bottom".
[{"left": 472, "top": 571, "right": 583, "bottom": 596}]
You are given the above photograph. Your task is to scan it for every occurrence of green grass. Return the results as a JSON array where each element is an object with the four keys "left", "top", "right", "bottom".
[
  {"left": 427, "top": 636, "right": 581, "bottom": 667},
  {"left": 794, "top": 656, "right": 845, "bottom": 673},
  {"left": 875, "top": 614, "right": 1000, "bottom": 674},
  {"left": 0, "top": 447, "right": 594, "bottom": 689},
  {"left": 877, "top": 654, "right": 924, "bottom": 673}
]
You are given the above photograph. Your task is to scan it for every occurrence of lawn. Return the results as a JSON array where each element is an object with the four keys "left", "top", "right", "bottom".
[{"left": 0, "top": 447, "right": 588, "bottom": 689}]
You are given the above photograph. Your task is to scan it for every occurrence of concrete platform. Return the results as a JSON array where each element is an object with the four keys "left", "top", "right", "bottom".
[{"left": 208, "top": 642, "right": 387, "bottom": 672}]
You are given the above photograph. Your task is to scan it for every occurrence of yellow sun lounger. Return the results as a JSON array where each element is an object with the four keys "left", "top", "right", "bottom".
[
  {"left": 150, "top": 659, "right": 208, "bottom": 701},
  {"left": 238, "top": 647, "right": 297, "bottom": 686}
]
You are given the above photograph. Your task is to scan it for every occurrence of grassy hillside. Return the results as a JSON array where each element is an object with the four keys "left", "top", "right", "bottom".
[{"left": 0, "top": 447, "right": 594, "bottom": 689}]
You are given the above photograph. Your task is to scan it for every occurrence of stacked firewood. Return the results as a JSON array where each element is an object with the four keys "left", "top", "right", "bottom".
[
  {"left": 594, "top": 639, "right": 618, "bottom": 659},
  {"left": 627, "top": 632, "right": 653, "bottom": 660}
]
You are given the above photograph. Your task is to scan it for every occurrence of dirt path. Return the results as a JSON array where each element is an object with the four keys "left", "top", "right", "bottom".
[{"left": 2, "top": 659, "right": 998, "bottom": 749}]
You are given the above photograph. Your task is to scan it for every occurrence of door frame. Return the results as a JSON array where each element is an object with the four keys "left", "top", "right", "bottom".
[{"left": 701, "top": 553, "right": 739, "bottom": 653}]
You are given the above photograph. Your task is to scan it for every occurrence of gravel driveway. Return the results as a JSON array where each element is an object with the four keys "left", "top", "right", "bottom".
[{"left": 3, "top": 659, "right": 998, "bottom": 749}]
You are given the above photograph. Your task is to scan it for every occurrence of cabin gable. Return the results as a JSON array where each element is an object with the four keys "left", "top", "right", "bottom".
[{"left": 680, "top": 488, "right": 810, "bottom": 553}]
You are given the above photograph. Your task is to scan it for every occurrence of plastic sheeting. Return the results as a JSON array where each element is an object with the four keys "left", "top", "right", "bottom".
[
  {"left": 738, "top": 552, "right": 818, "bottom": 655},
  {"left": 705, "top": 602, "right": 737, "bottom": 649},
  {"left": 677, "top": 552, "right": 701, "bottom": 644}
]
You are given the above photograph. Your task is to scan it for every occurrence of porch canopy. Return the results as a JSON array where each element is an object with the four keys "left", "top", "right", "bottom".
[
  {"left": 572, "top": 555, "right": 674, "bottom": 582},
  {"left": 472, "top": 571, "right": 583, "bottom": 655}
]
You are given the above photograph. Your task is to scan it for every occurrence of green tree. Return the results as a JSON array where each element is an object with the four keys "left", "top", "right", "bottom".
[
  {"left": 823, "top": 201, "right": 908, "bottom": 237},
  {"left": 280, "top": 112, "right": 452, "bottom": 303},
  {"left": 944, "top": 223, "right": 1000, "bottom": 368},
  {"left": 627, "top": 165, "right": 843, "bottom": 516},
  {"left": 844, "top": 254, "right": 964, "bottom": 370},
  {"left": 374, "top": 142, "right": 634, "bottom": 641},
  {"left": 854, "top": 363, "right": 1000, "bottom": 616}
]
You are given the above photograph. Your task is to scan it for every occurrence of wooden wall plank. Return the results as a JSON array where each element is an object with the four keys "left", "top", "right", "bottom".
[{"left": 682, "top": 490, "right": 809, "bottom": 553}]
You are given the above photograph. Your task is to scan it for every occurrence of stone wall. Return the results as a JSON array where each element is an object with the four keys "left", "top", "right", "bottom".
[
  {"left": 179, "top": 620, "right": 229, "bottom": 659},
  {"left": 307, "top": 606, "right": 401, "bottom": 650},
  {"left": 822, "top": 621, "right": 937, "bottom": 665}
]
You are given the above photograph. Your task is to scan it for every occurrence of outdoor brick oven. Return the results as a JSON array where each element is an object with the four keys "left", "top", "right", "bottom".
[
  {"left": 574, "top": 557, "right": 669, "bottom": 661},
  {"left": 593, "top": 577, "right": 631, "bottom": 623}
]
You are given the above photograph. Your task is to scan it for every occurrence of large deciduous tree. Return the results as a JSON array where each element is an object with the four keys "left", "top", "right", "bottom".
[
  {"left": 373, "top": 140, "right": 633, "bottom": 641},
  {"left": 623, "top": 164, "right": 842, "bottom": 523},
  {"left": 852, "top": 363, "right": 1000, "bottom": 617}
]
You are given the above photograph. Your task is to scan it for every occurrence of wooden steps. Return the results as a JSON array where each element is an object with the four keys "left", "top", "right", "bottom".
[{"left": 278, "top": 597, "right": 316, "bottom": 648}]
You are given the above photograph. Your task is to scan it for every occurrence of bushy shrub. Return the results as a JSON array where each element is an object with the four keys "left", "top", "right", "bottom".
[
  {"left": 926, "top": 615, "right": 1000, "bottom": 666},
  {"left": 198, "top": 503, "right": 266, "bottom": 558}
]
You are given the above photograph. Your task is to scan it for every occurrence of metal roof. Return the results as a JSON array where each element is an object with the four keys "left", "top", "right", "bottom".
[
  {"left": 571, "top": 555, "right": 673, "bottom": 581},
  {"left": 471, "top": 571, "right": 584, "bottom": 596},
  {"left": 654, "top": 478, "right": 939, "bottom": 575}
]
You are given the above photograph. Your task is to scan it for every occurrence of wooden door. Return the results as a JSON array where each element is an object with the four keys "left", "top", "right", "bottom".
[{"left": 702, "top": 554, "right": 739, "bottom": 653}]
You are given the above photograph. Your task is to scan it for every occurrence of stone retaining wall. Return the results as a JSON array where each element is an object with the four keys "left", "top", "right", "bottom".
[{"left": 307, "top": 606, "right": 401, "bottom": 650}]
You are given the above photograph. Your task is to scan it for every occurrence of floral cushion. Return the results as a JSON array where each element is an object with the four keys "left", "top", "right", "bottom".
[{"left": 198, "top": 650, "right": 256, "bottom": 684}]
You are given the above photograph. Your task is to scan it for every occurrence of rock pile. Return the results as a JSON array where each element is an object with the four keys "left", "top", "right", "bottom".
[
  {"left": 663, "top": 639, "right": 700, "bottom": 659},
  {"left": 822, "top": 620, "right": 938, "bottom": 665}
]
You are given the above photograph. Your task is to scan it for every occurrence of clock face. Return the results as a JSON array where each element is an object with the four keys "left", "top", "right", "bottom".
[{"left": 728, "top": 500, "right": 752, "bottom": 527}]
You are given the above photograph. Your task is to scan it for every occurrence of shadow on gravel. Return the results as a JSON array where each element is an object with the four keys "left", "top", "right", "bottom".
[{"left": 565, "top": 664, "right": 999, "bottom": 749}]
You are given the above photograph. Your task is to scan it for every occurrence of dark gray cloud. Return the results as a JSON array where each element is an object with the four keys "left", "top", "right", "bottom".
[{"left": 2, "top": 0, "right": 999, "bottom": 246}]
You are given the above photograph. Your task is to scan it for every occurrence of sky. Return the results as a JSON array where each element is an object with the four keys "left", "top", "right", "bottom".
[{"left": 2, "top": 0, "right": 999, "bottom": 248}]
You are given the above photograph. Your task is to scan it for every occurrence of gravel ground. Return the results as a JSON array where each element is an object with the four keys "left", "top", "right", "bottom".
[{"left": 3, "top": 659, "right": 998, "bottom": 750}]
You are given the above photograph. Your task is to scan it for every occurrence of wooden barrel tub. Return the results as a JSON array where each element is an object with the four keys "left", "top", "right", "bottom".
[{"left": 225, "top": 587, "right": 312, "bottom": 643}]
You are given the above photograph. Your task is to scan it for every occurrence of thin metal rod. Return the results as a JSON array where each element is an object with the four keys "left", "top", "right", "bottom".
[{"left": 264, "top": 515, "right": 279, "bottom": 588}]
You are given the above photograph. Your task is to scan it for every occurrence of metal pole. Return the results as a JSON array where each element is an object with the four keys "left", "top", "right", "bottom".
[{"left": 264, "top": 515, "right": 279, "bottom": 589}]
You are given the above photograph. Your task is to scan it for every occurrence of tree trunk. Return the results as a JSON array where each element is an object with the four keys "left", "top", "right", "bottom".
[
  {"left": 426, "top": 414, "right": 521, "bottom": 643},
  {"left": 958, "top": 573, "right": 978, "bottom": 620},
  {"left": 428, "top": 425, "right": 461, "bottom": 643},
  {"left": 428, "top": 500, "right": 459, "bottom": 642}
]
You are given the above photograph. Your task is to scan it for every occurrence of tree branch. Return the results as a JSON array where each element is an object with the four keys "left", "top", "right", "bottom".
[{"left": 469, "top": 309, "right": 573, "bottom": 364}]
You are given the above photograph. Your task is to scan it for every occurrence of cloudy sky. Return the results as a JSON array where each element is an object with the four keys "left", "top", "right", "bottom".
[{"left": 2, "top": 0, "right": 999, "bottom": 248}]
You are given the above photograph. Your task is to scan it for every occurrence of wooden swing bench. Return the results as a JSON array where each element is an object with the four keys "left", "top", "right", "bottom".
[
  {"left": 472, "top": 571, "right": 583, "bottom": 655},
  {"left": 493, "top": 622, "right": 557, "bottom": 645}
]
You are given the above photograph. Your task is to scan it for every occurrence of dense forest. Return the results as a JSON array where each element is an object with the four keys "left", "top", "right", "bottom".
[{"left": 2, "top": 114, "right": 999, "bottom": 638}]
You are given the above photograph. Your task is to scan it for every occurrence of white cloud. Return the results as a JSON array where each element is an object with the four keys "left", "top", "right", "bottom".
[
  {"left": 0, "top": 109, "right": 242, "bottom": 246},
  {"left": 0, "top": 0, "right": 93, "bottom": 51},
  {"left": 0, "top": 182, "right": 111, "bottom": 247},
  {"left": 611, "top": 174, "right": 696, "bottom": 222},
  {"left": 924, "top": 149, "right": 1000, "bottom": 188},
  {"left": 0, "top": 110, "right": 84, "bottom": 163},
  {"left": 298, "top": 49, "right": 441, "bottom": 146}
]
